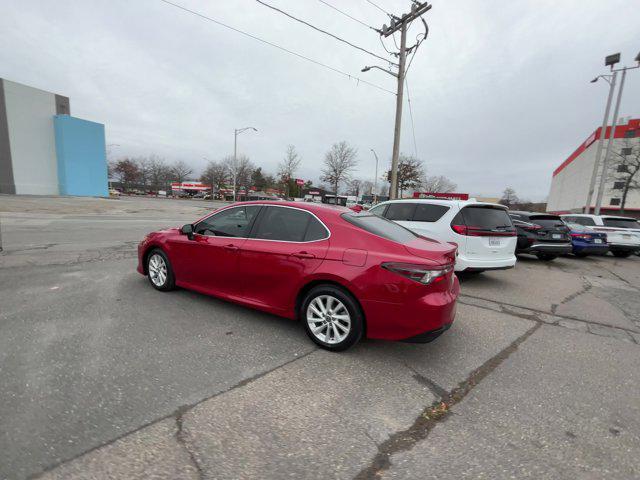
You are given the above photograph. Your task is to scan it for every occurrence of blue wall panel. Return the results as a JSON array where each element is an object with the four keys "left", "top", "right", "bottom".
[{"left": 54, "top": 115, "right": 108, "bottom": 197}]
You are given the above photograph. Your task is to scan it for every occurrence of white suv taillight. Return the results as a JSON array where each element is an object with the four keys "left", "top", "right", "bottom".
[{"left": 382, "top": 262, "right": 453, "bottom": 285}]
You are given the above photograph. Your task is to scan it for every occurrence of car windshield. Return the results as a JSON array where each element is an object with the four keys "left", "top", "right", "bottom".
[
  {"left": 603, "top": 218, "right": 640, "bottom": 229},
  {"left": 529, "top": 215, "right": 565, "bottom": 228},
  {"left": 461, "top": 206, "right": 512, "bottom": 229},
  {"left": 341, "top": 213, "right": 417, "bottom": 244}
]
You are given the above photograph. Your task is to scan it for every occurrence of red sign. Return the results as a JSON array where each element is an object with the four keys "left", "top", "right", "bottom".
[
  {"left": 171, "top": 182, "right": 210, "bottom": 191},
  {"left": 296, "top": 178, "right": 304, "bottom": 186},
  {"left": 413, "top": 192, "right": 470, "bottom": 200}
]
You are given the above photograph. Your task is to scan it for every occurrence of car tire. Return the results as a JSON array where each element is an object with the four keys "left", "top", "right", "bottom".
[
  {"left": 612, "top": 251, "right": 631, "bottom": 258},
  {"left": 146, "top": 249, "right": 176, "bottom": 291},
  {"left": 300, "top": 285, "right": 364, "bottom": 352},
  {"left": 536, "top": 253, "right": 557, "bottom": 261},
  {"left": 574, "top": 252, "right": 589, "bottom": 258}
]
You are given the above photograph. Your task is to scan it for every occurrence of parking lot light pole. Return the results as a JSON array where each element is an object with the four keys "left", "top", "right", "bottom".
[
  {"left": 584, "top": 72, "right": 616, "bottom": 214},
  {"left": 233, "top": 127, "right": 258, "bottom": 201},
  {"left": 370, "top": 148, "right": 379, "bottom": 204},
  {"left": 591, "top": 51, "right": 640, "bottom": 215}
]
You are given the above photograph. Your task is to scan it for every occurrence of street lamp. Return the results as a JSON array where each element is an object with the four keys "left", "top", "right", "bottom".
[
  {"left": 370, "top": 149, "right": 380, "bottom": 204},
  {"left": 588, "top": 52, "right": 640, "bottom": 215},
  {"left": 233, "top": 127, "right": 258, "bottom": 201}
]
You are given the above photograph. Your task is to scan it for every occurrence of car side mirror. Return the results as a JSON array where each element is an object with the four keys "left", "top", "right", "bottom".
[{"left": 181, "top": 224, "right": 194, "bottom": 240}]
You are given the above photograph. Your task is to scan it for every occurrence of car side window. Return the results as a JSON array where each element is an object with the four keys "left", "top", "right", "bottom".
[
  {"left": 304, "top": 216, "right": 330, "bottom": 241},
  {"left": 252, "top": 206, "right": 315, "bottom": 242},
  {"left": 385, "top": 203, "right": 417, "bottom": 221},
  {"left": 368, "top": 204, "right": 387, "bottom": 216},
  {"left": 576, "top": 217, "right": 596, "bottom": 226},
  {"left": 413, "top": 204, "right": 449, "bottom": 222},
  {"left": 194, "top": 206, "right": 260, "bottom": 237}
]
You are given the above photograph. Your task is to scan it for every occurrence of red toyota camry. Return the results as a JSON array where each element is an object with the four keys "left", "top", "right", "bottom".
[{"left": 137, "top": 201, "right": 459, "bottom": 351}]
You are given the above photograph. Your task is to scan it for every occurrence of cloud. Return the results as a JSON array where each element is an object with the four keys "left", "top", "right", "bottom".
[{"left": 1, "top": 0, "right": 638, "bottom": 200}]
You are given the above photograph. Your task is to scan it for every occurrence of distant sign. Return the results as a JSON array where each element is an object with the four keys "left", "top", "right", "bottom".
[
  {"left": 171, "top": 182, "right": 210, "bottom": 191},
  {"left": 413, "top": 192, "right": 470, "bottom": 200},
  {"left": 296, "top": 178, "right": 304, "bottom": 186},
  {"left": 309, "top": 191, "right": 320, "bottom": 195}
]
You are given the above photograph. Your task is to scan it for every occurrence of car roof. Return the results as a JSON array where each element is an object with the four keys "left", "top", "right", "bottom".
[
  {"left": 376, "top": 198, "right": 507, "bottom": 209},
  {"left": 228, "top": 200, "right": 351, "bottom": 216}
]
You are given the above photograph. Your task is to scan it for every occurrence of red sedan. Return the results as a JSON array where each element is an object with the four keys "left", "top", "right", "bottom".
[{"left": 137, "top": 201, "right": 459, "bottom": 351}]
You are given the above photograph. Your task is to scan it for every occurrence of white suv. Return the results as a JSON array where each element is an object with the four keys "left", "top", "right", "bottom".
[
  {"left": 560, "top": 214, "right": 640, "bottom": 257},
  {"left": 369, "top": 199, "right": 517, "bottom": 272}
]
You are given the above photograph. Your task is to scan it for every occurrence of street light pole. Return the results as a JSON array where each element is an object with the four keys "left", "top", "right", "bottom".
[
  {"left": 232, "top": 127, "right": 257, "bottom": 202},
  {"left": 389, "top": 23, "right": 407, "bottom": 200},
  {"left": 370, "top": 148, "right": 379, "bottom": 203},
  {"left": 594, "top": 68, "right": 627, "bottom": 215},
  {"left": 584, "top": 73, "right": 617, "bottom": 213}
]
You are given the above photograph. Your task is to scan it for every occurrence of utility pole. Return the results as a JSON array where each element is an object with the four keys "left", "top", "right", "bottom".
[
  {"left": 362, "top": 2, "right": 432, "bottom": 200},
  {"left": 370, "top": 148, "right": 380, "bottom": 203}
]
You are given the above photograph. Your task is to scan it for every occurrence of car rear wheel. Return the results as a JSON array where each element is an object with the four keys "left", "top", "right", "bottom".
[
  {"left": 536, "top": 253, "right": 557, "bottom": 261},
  {"left": 574, "top": 252, "right": 589, "bottom": 258},
  {"left": 612, "top": 251, "right": 631, "bottom": 258},
  {"left": 147, "top": 249, "right": 175, "bottom": 291},
  {"left": 300, "top": 285, "right": 363, "bottom": 352}
]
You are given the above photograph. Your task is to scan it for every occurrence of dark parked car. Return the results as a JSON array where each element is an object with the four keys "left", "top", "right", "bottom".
[{"left": 508, "top": 212, "right": 572, "bottom": 261}]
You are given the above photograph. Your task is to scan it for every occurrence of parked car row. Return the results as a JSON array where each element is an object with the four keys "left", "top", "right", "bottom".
[
  {"left": 368, "top": 198, "right": 640, "bottom": 268},
  {"left": 136, "top": 199, "right": 638, "bottom": 352}
]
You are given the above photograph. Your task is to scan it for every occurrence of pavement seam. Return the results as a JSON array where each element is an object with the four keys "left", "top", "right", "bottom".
[
  {"left": 352, "top": 322, "right": 542, "bottom": 480},
  {"left": 29, "top": 348, "right": 317, "bottom": 480},
  {"left": 459, "top": 294, "right": 640, "bottom": 339}
]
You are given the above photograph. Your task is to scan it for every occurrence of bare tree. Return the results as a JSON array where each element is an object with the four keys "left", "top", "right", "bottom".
[
  {"left": 278, "top": 145, "right": 302, "bottom": 196},
  {"left": 148, "top": 156, "right": 171, "bottom": 193},
  {"left": 421, "top": 175, "right": 457, "bottom": 193},
  {"left": 348, "top": 178, "right": 363, "bottom": 197},
  {"left": 500, "top": 187, "right": 520, "bottom": 208},
  {"left": 223, "top": 155, "right": 254, "bottom": 197},
  {"left": 607, "top": 139, "right": 640, "bottom": 214},
  {"left": 170, "top": 160, "right": 193, "bottom": 184},
  {"left": 362, "top": 180, "right": 374, "bottom": 196},
  {"left": 387, "top": 154, "right": 424, "bottom": 197},
  {"left": 200, "top": 160, "right": 228, "bottom": 197},
  {"left": 321, "top": 141, "right": 358, "bottom": 195},
  {"left": 137, "top": 157, "right": 151, "bottom": 192},
  {"left": 111, "top": 158, "right": 140, "bottom": 192}
]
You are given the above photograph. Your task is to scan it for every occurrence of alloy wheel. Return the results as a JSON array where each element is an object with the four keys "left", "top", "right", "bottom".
[
  {"left": 148, "top": 253, "right": 168, "bottom": 287},
  {"left": 306, "top": 295, "right": 351, "bottom": 345}
]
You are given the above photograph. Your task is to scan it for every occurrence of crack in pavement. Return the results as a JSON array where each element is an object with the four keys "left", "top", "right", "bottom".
[
  {"left": 353, "top": 323, "right": 542, "bottom": 480},
  {"left": 30, "top": 348, "right": 317, "bottom": 479},
  {"left": 553, "top": 278, "right": 592, "bottom": 312},
  {"left": 175, "top": 407, "right": 205, "bottom": 480}
]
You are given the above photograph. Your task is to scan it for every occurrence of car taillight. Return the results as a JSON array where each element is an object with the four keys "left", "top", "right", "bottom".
[
  {"left": 570, "top": 233, "right": 591, "bottom": 240},
  {"left": 382, "top": 262, "right": 453, "bottom": 285},
  {"left": 522, "top": 224, "right": 542, "bottom": 232},
  {"left": 451, "top": 224, "right": 516, "bottom": 236}
]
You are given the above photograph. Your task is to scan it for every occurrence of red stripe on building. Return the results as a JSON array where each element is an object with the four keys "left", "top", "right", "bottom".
[{"left": 552, "top": 118, "right": 640, "bottom": 177}]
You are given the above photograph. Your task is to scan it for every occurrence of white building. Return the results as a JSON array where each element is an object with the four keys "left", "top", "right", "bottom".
[{"left": 547, "top": 117, "right": 640, "bottom": 217}]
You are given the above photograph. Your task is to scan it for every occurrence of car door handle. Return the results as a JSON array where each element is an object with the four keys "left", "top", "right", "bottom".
[
  {"left": 224, "top": 244, "right": 239, "bottom": 251},
  {"left": 292, "top": 251, "right": 315, "bottom": 259}
]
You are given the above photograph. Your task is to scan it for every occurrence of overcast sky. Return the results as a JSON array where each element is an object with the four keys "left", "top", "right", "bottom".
[{"left": 2, "top": 0, "right": 639, "bottom": 200}]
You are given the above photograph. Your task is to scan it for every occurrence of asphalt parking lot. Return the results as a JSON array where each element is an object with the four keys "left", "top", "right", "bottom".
[{"left": 1, "top": 195, "right": 640, "bottom": 480}]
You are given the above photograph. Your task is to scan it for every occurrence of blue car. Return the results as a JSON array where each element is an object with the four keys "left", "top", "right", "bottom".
[{"left": 564, "top": 222, "right": 608, "bottom": 257}]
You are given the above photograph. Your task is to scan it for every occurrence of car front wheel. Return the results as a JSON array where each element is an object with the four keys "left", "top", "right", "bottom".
[
  {"left": 612, "top": 251, "right": 631, "bottom": 258},
  {"left": 147, "top": 249, "right": 175, "bottom": 291},
  {"left": 300, "top": 285, "right": 364, "bottom": 352}
]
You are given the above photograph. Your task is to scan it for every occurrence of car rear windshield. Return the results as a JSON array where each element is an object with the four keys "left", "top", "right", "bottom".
[
  {"left": 341, "top": 213, "right": 417, "bottom": 244},
  {"left": 603, "top": 218, "right": 640, "bottom": 229},
  {"left": 529, "top": 215, "right": 566, "bottom": 228},
  {"left": 458, "top": 206, "right": 512, "bottom": 229}
]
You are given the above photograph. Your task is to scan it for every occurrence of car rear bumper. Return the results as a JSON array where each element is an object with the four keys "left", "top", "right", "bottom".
[
  {"left": 455, "top": 254, "right": 516, "bottom": 272},
  {"left": 401, "top": 322, "right": 452, "bottom": 343},
  {"left": 573, "top": 244, "right": 609, "bottom": 255},
  {"left": 519, "top": 243, "right": 572, "bottom": 255},
  {"left": 361, "top": 276, "right": 460, "bottom": 342},
  {"left": 609, "top": 243, "right": 640, "bottom": 253}
]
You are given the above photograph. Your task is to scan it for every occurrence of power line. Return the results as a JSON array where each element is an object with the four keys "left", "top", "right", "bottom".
[
  {"left": 317, "top": 0, "right": 378, "bottom": 32},
  {"left": 254, "top": 0, "right": 394, "bottom": 65},
  {"left": 158, "top": 0, "right": 395, "bottom": 95},
  {"left": 405, "top": 79, "right": 418, "bottom": 159},
  {"left": 364, "top": 0, "right": 392, "bottom": 17}
]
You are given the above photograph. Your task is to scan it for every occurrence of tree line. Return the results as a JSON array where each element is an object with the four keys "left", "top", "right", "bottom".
[{"left": 109, "top": 141, "right": 457, "bottom": 198}]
